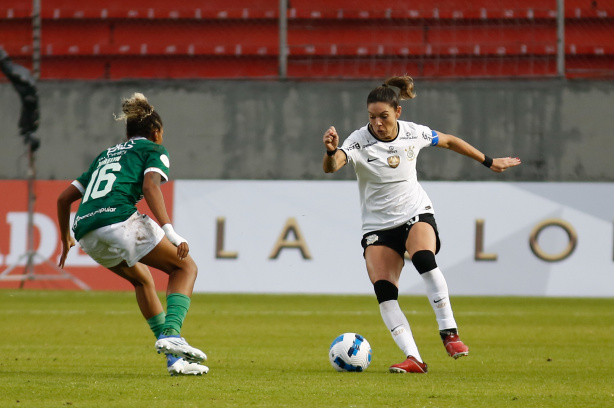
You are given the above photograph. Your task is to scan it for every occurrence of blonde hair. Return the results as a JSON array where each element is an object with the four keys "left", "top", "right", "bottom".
[{"left": 115, "top": 92, "right": 163, "bottom": 138}]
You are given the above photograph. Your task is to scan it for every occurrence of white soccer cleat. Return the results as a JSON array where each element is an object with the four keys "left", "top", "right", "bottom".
[
  {"left": 166, "top": 355, "right": 209, "bottom": 376},
  {"left": 155, "top": 335, "right": 207, "bottom": 363}
]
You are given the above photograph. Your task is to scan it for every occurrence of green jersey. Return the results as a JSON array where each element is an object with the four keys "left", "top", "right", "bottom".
[{"left": 72, "top": 137, "right": 170, "bottom": 241}]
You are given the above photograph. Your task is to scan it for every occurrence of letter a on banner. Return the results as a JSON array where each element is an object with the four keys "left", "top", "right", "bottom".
[{"left": 269, "top": 217, "right": 312, "bottom": 260}]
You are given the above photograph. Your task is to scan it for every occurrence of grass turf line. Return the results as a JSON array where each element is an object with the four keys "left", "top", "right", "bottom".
[{"left": 1, "top": 291, "right": 613, "bottom": 407}]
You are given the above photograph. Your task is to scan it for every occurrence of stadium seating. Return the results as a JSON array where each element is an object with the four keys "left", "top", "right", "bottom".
[
  {"left": 37, "top": 0, "right": 279, "bottom": 19},
  {"left": 0, "top": 0, "right": 611, "bottom": 79}
]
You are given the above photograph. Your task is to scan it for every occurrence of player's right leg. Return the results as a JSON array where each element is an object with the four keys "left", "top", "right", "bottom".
[
  {"left": 366, "top": 245, "right": 427, "bottom": 373},
  {"left": 389, "top": 356, "right": 428, "bottom": 373},
  {"left": 108, "top": 261, "right": 164, "bottom": 321},
  {"left": 139, "top": 238, "right": 206, "bottom": 363}
]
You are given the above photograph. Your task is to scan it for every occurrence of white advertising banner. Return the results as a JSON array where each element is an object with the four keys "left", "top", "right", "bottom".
[{"left": 174, "top": 181, "right": 614, "bottom": 297}]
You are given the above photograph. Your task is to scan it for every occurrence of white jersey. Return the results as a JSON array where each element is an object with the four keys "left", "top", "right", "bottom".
[{"left": 340, "top": 120, "right": 438, "bottom": 233}]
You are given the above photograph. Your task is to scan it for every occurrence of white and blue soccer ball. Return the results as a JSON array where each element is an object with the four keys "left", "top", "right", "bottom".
[{"left": 329, "top": 333, "right": 372, "bottom": 372}]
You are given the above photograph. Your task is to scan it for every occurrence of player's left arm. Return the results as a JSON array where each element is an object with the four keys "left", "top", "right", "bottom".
[
  {"left": 142, "top": 171, "right": 189, "bottom": 260},
  {"left": 57, "top": 184, "right": 82, "bottom": 268},
  {"left": 434, "top": 131, "right": 521, "bottom": 172}
]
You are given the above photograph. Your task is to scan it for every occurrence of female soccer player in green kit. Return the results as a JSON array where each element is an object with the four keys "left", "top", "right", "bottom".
[{"left": 57, "top": 93, "right": 208, "bottom": 376}]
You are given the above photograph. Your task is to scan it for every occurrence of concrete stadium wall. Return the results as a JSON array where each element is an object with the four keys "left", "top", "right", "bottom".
[{"left": 1, "top": 79, "right": 612, "bottom": 181}]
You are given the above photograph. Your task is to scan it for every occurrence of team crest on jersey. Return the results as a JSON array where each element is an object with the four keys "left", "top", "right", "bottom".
[
  {"left": 365, "top": 234, "right": 379, "bottom": 245},
  {"left": 160, "top": 154, "right": 170, "bottom": 168},
  {"left": 387, "top": 156, "right": 400, "bottom": 168},
  {"left": 405, "top": 146, "right": 415, "bottom": 161}
]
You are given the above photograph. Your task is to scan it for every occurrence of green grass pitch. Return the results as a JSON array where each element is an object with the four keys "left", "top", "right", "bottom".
[{"left": 1, "top": 290, "right": 613, "bottom": 407}]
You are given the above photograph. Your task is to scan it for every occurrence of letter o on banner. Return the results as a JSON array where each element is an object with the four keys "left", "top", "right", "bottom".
[{"left": 529, "top": 219, "right": 577, "bottom": 262}]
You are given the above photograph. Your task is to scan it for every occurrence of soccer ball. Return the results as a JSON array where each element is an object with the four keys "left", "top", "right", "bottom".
[{"left": 329, "top": 333, "right": 372, "bottom": 372}]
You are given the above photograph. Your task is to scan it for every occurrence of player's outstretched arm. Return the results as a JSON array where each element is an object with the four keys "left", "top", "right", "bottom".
[
  {"left": 488, "top": 156, "right": 522, "bottom": 173},
  {"left": 435, "top": 131, "right": 521, "bottom": 173}
]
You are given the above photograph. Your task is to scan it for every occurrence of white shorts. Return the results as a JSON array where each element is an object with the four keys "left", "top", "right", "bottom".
[{"left": 78, "top": 212, "right": 165, "bottom": 268}]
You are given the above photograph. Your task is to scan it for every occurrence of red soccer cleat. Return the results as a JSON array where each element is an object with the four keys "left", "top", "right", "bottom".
[
  {"left": 443, "top": 333, "right": 469, "bottom": 359},
  {"left": 389, "top": 356, "right": 428, "bottom": 373}
]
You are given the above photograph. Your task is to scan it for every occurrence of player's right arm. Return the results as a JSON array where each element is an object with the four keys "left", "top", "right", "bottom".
[
  {"left": 57, "top": 183, "right": 83, "bottom": 268},
  {"left": 322, "top": 126, "right": 347, "bottom": 173}
]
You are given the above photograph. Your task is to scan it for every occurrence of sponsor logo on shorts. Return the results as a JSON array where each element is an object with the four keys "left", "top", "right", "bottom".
[{"left": 365, "top": 234, "right": 379, "bottom": 245}]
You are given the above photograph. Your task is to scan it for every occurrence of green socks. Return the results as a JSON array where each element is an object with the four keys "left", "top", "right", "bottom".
[
  {"left": 160, "top": 293, "right": 191, "bottom": 337},
  {"left": 147, "top": 312, "right": 166, "bottom": 338}
]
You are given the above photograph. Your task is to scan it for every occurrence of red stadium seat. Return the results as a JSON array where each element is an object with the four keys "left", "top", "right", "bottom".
[
  {"left": 39, "top": 57, "right": 109, "bottom": 79},
  {"left": 565, "top": 20, "right": 614, "bottom": 55},
  {"left": 110, "top": 20, "right": 278, "bottom": 56},
  {"left": 565, "top": 0, "right": 614, "bottom": 19},
  {"left": 41, "top": 21, "right": 110, "bottom": 56},
  {"left": 0, "top": 20, "right": 33, "bottom": 55},
  {"left": 288, "top": 19, "right": 557, "bottom": 58},
  {"left": 566, "top": 55, "right": 614, "bottom": 79},
  {"left": 108, "top": 56, "right": 278, "bottom": 79},
  {"left": 426, "top": 20, "right": 557, "bottom": 56},
  {"left": 287, "top": 0, "right": 558, "bottom": 20},
  {"left": 288, "top": 20, "right": 424, "bottom": 56},
  {"left": 39, "top": 0, "right": 278, "bottom": 19},
  {"left": 287, "top": 55, "right": 558, "bottom": 79},
  {"left": 0, "top": 0, "right": 31, "bottom": 19},
  {"left": 34, "top": 19, "right": 279, "bottom": 57},
  {"left": 38, "top": 55, "right": 280, "bottom": 80}
]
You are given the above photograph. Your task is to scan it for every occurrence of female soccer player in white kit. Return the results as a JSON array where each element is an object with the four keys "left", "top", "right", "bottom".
[
  {"left": 57, "top": 93, "right": 208, "bottom": 376},
  {"left": 322, "top": 76, "right": 521, "bottom": 373}
]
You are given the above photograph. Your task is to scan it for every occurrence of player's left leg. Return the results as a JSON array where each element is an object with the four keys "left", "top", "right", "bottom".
[
  {"left": 407, "top": 222, "right": 469, "bottom": 359},
  {"left": 166, "top": 354, "right": 209, "bottom": 376}
]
